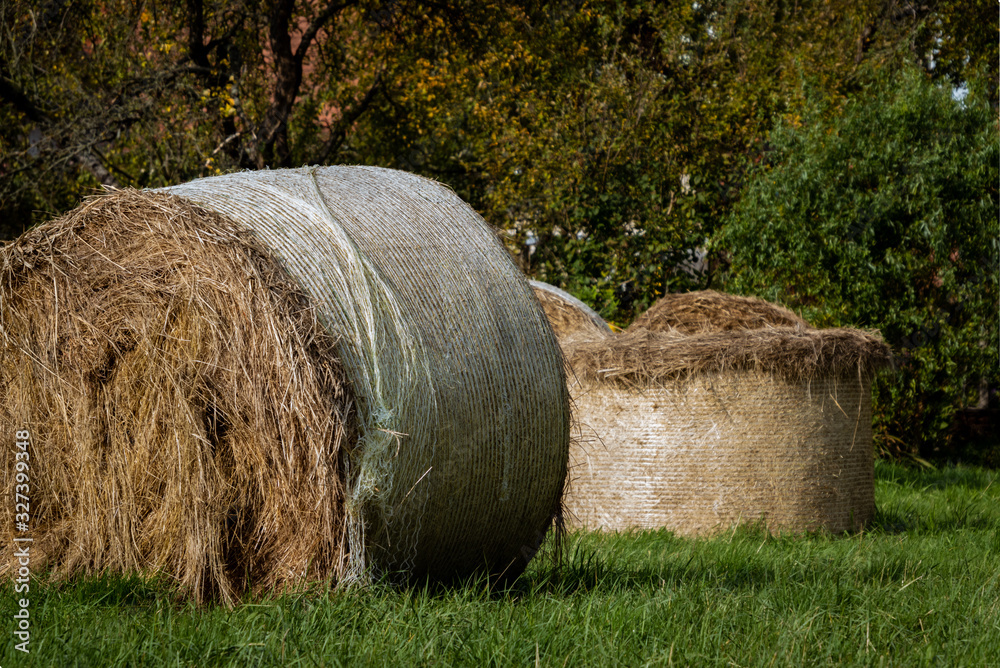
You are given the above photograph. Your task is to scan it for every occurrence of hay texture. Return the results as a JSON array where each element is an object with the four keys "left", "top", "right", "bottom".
[
  {"left": 0, "top": 166, "right": 569, "bottom": 603},
  {"left": 628, "top": 290, "right": 809, "bottom": 334},
  {"left": 529, "top": 281, "right": 612, "bottom": 344},
  {"left": 563, "top": 327, "right": 892, "bottom": 535}
]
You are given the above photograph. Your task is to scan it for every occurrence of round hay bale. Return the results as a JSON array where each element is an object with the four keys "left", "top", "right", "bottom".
[
  {"left": 529, "top": 281, "right": 612, "bottom": 344},
  {"left": 628, "top": 290, "right": 809, "bottom": 334},
  {"left": 562, "top": 328, "right": 892, "bottom": 534},
  {"left": 0, "top": 166, "right": 569, "bottom": 602}
]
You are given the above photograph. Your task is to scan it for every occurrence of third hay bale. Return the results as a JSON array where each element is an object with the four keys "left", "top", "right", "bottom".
[{"left": 628, "top": 289, "right": 809, "bottom": 334}]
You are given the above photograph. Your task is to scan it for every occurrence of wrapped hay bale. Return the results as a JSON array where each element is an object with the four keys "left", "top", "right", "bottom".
[
  {"left": 562, "top": 327, "right": 892, "bottom": 534},
  {"left": 0, "top": 166, "right": 569, "bottom": 602},
  {"left": 529, "top": 281, "right": 612, "bottom": 344},
  {"left": 628, "top": 289, "right": 809, "bottom": 334}
]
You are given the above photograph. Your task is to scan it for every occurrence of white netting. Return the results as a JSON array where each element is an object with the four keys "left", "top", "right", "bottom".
[{"left": 164, "top": 166, "right": 569, "bottom": 580}]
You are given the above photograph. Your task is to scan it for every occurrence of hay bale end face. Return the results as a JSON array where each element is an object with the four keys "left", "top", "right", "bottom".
[
  {"left": 529, "top": 281, "right": 612, "bottom": 344},
  {"left": 0, "top": 166, "right": 569, "bottom": 601},
  {"left": 628, "top": 290, "right": 809, "bottom": 334},
  {"left": 563, "top": 327, "right": 892, "bottom": 535}
]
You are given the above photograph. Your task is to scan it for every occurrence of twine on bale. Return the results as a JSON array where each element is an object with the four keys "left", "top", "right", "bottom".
[
  {"left": 0, "top": 166, "right": 570, "bottom": 603},
  {"left": 561, "top": 325, "right": 893, "bottom": 536},
  {"left": 564, "top": 371, "right": 880, "bottom": 534},
  {"left": 628, "top": 289, "right": 809, "bottom": 334},
  {"left": 529, "top": 281, "right": 612, "bottom": 344}
]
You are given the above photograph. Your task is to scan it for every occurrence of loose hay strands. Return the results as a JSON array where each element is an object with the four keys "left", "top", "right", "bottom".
[
  {"left": 0, "top": 191, "right": 354, "bottom": 605},
  {"left": 564, "top": 326, "right": 893, "bottom": 388},
  {"left": 1, "top": 166, "right": 570, "bottom": 602},
  {"left": 529, "top": 281, "right": 612, "bottom": 344},
  {"left": 628, "top": 290, "right": 810, "bottom": 334}
]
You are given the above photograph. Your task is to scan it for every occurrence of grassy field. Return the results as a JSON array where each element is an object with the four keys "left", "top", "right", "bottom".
[{"left": 3, "top": 460, "right": 998, "bottom": 667}]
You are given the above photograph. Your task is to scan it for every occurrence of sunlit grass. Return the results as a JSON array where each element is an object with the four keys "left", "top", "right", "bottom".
[{"left": 3, "top": 460, "right": 998, "bottom": 666}]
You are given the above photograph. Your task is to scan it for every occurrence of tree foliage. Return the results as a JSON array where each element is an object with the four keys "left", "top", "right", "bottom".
[
  {"left": 350, "top": 0, "right": 963, "bottom": 322},
  {"left": 0, "top": 0, "right": 402, "bottom": 234},
  {"left": 717, "top": 65, "right": 999, "bottom": 457},
  {"left": 5, "top": 0, "right": 974, "bottom": 319}
]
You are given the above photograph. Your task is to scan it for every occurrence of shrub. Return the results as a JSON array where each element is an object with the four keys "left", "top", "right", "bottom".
[{"left": 716, "top": 66, "right": 999, "bottom": 460}]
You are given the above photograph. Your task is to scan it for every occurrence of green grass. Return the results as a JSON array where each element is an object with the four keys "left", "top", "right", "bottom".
[{"left": 4, "top": 460, "right": 999, "bottom": 667}]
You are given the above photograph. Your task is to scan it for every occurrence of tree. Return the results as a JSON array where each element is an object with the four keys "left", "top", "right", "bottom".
[
  {"left": 5, "top": 0, "right": 991, "bottom": 309},
  {"left": 352, "top": 0, "right": 949, "bottom": 322},
  {"left": 716, "top": 65, "right": 999, "bottom": 458},
  {"left": 0, "top": 0, "right": 395, "bottom": 236},
  {"left": 912, "top": 0, "right": 998, "bottom": 107}
]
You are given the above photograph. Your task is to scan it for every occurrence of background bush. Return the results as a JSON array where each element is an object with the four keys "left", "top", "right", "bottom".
[{"left": 716, "top": 66, "right": 999, "bottom": 460}]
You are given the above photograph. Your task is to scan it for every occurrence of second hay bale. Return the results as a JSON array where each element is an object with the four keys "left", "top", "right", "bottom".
[{"left": 529, "top": 281, "right": 612, "bottom": 344}]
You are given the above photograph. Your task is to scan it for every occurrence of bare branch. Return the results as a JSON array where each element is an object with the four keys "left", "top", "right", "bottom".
[
  {"left": 317, "top": 73, "right": 383, "bottom": 163},
  {"left": 0, "top": 75, "right": 49, "bottom": 123},
  {"left": 296, "top": 0, "right": 358, "bottom": 64},
  {"left": 73, "top": 148, "right": 121, "bottom": 188},
  {"left": 0, "top": 75, "right": 128, "bottom": 188}
]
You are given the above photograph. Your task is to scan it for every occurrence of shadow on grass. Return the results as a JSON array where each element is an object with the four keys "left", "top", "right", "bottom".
[
  {"left": 875, "top": 459, "right": 998, "bottom": 492},
  {"left": 872, "top": 461, "right": 998, "bottom": 535},
  {"left": 2, "top": 572, "right": 179, "bottom": 612},
  {"left": 869, "top": 500, "right": 997, "bottom": 535},
  {"left": 15, "top": 462, "right": 999, "bottom": 611},
  {"left": 512, "top": 539, "right": 780, "bottom": 597}
]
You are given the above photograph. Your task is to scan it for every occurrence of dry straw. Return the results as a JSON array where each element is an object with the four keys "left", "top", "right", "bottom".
[
  {"left": 529, "top": 281, "right": 612, "bottom": 344},
  {"left": 0, "top": 166, "right": 569, "bottom": 603},
  {"left": 565, "top": 327, "right": 891, "bottom": 386},
  {"left": 563, "top": 295, "right": 892, "bottom": 536}
]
